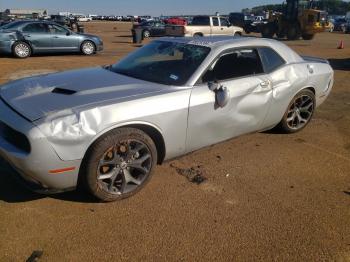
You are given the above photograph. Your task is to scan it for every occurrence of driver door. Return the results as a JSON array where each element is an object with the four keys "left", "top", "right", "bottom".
[
  {"left": 186, "top": 48, "right": 273, "bottom": 153},
  {"left": 48, "top": 24, "right": 79, "bottom": 51}
]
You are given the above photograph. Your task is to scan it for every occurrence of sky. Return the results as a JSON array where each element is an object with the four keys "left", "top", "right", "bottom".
[{"left": 0, "top": 0, "right": 283, "bottom": 16}]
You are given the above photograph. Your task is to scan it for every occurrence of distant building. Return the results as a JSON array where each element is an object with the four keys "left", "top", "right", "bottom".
[{"left": 4, "top": 9, "right": 48, "bottom": 19}]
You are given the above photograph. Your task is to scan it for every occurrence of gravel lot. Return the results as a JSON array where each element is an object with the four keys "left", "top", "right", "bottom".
[{"left": 0, "top": 22, "right": 349, "bottom": 261}]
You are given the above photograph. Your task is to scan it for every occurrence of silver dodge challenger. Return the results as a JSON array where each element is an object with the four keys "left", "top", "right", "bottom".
[{"left": 0, "top": 36, "right": 333, "bottom": 201}]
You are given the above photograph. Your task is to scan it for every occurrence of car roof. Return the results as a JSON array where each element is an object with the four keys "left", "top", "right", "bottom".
[
  {"left": 157, "top": 36, "right": 303, "bottom": 64},
  {"left": 158, "top": 36, "right": 269, "bottom": 48}
]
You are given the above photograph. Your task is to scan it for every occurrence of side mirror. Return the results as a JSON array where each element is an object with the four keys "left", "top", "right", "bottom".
[
  {"left": 208, "top": 81, "right": 219, "bottom": 91},
  {"left": 227, "top": 23, "right": 232, "bottom": 27},
  {"left": 66, "top": 31, "right": 71, "bottom": 36},
  {"left": 215, "top": 86, "right": 230, "bottom": 108}
]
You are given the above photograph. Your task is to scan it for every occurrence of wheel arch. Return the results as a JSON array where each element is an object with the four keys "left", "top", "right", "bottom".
[
  {"left": 84, "top": 121, "right": 166, "bottom": 165},
  {"left": 12, "top": 40, "right": 33, "bottom": 53},
  {"left": 80, "top": 39, "right": 97, "bottom": 51}
]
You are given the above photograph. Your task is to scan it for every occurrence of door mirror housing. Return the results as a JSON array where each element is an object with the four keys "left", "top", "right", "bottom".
[
  {"left": 215, "top": 86, "right": 230, "bottom": 108},
  {"left": 66, "top": 31, "right": 71, "bottom": 36}
]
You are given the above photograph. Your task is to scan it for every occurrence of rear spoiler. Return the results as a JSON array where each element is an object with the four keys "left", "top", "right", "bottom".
[{"left": 301, "top": 55, "right": 329, "bottom": 64}]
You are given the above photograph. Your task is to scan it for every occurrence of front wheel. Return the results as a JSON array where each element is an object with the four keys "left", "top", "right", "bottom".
[
  {"left": 287, "top": 26, "right": 301, "bottom": 40},
  {"left": 277, "top": 89, "right": 315, "bottom": 134},
  {"left": 302, "top": 34, "right": 315, "bottom": 40},
  {"left": 82, "top": 128, "right": 158, "bottom": 202},
  {"left": 81, "top": 41, "right": 96, "bottom": 55},
  {"left": 143, "top": 30, "right": 151, "bottom": 38},
  {"left": 12, "top": 41, "right": 32, "bottom": 58}
]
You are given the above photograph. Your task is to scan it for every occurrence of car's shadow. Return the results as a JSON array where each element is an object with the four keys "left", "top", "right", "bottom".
[
  {"left": 0, "top": 161, "right": 97, "bottom": 204},
  {"left": 328, "top": 58, "right": 350, "bottom": 71}
]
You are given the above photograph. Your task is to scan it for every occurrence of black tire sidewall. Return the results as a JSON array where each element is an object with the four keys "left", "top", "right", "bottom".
[
  {"left": 82, "top": 128, "right": 158, "bottom": 202},
  {"left": 13, "top": 42, "right": 31, "bottom": 58},
  {"left": 279, "top": 89, "right": 316, "bottom": 134},
  {"left": 81, "top": 40, "right": 96, "bottom": 55}
]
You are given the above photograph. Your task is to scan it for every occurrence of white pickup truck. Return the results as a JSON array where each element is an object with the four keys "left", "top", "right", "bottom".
[{"left": 166, "top": 15, "right": 243, "bottom": 37}]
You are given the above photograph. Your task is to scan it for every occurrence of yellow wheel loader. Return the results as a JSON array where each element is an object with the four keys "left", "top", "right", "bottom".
[{"left": 261, "top": 0, "right": 332, "bottom": 40}]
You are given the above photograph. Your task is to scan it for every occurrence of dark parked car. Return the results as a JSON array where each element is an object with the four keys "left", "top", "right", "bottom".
[
  {"left": 332, "top": 18, "right": 347, "bottom": 32},
  {"left": 132, "top": 21, "right": 166, "bottom": 38},
  {"left": 0, "top": 20, "right": 103, "bottom": 58},
  {"left": 228, "top": 12, "right": 256, "bottom": 33},
  {"left": 49, "top": 15, "right": 79, "bottom": 31}
]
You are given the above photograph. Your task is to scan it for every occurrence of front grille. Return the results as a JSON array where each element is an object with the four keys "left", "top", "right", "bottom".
[{"left": 0, "top": 121, "right": 31, "bottom": 153}]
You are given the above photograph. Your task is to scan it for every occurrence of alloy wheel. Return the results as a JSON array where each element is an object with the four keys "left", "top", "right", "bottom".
[
  {"left": 15, "top": 43, "right": 30, "bottom": 58},
  {"left": 82, "top": 42, "right": 95, "bottom": 55},
  {"left": 286, "top": 94, "right": 314, "bottom": 130},
  {"left": 97, "top": 139, "right": 152, "bottom": 195}
]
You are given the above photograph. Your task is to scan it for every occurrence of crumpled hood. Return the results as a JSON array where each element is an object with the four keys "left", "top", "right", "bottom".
[{"left": 0, "top": 67, "right": 168, "bottom": 121}]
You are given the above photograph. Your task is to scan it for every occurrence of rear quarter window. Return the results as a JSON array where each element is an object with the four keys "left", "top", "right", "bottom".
[{"left": 258, "top": 47, "right": 286, "bottom": 73}]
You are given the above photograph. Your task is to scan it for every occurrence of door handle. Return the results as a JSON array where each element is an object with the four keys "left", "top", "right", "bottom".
[
  {"left": 24, "top": 35, "right": 31, "bottom": 37},
  {"left": 53, "top": 36, "right": 60, "bottom": 38},
  {"left": 260, "top": 80, "right": 270, "bottom": 88}
]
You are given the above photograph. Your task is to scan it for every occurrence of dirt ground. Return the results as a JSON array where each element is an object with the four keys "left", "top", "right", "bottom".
[{"left": 0, "top": 22, "right": 349, "bottom": 261}]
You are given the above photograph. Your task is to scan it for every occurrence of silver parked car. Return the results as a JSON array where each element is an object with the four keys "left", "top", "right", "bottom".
[
  {"left": 0, "top": 20, "right": 103, "bottom": 58},
  {"left": 0, "top": 37, "right": 333, "bottom": 201}
]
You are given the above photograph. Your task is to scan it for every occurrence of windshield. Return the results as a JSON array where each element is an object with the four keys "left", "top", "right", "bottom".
[{"left": 110, "top": 41, "right": 211, "bottom": 86}]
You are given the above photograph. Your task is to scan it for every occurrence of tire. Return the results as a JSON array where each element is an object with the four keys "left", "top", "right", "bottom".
[
  {"left": 12, "top": 41, "right": 32, "bottom": 58},
  {"left": 81, "top": 40, "right": 96, "bottom": 55},
  {"left": 277, "top": 89, "right": 315, "bottom": 134},
  {"left": 143, "top": 30, "right": 151, "bottom": 38},
  {"left": 302, "top": 34, "right": 315, "bottom": 40},
  {"left": 261, "top": 24, "right": 275, "bottom": 38},
  {"left": 82, "top": 128, "right": 158, "bottom": 202},
  {"left": 287, "top": 25, "right": 301, "bottom": 40},
  {"left": 193, "top": 33, "right": 203, "bottom": 37},
  {"left": 234, "top": 32, "right": 242, "bottom": 37}
]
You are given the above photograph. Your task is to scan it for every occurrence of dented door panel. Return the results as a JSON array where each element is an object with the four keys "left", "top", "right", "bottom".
[{"left": 186, "top": 75, "right": 273, "bottom": 153}]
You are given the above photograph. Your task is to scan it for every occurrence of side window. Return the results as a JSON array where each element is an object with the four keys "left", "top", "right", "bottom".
[
  {"left": 191, "top": 17, "right": 210, "bottom": 26},
  {"left": 258, "top": 47, "right": 285, "bottom": 73},
  {"left": 202, "top": 48, "right": 264, "bottom": 82},
  {"left": 49, "top": 24, "right": 69, "bottom": 34},
  {"left": 22, "top": 23, "right": 48, "bottom": 33},
  {"left": 220, "top": 18, "right": 229, "bottom": 26},
  {"left": 212, "top": 17, "right": 219, "bottom": 26}
]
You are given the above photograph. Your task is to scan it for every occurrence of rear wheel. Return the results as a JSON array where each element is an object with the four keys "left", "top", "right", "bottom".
[
  {"left": 193, "top": 33, "right": 203, "bottom": 37},
  {"left": 12, "top": 41, "right": 31, "bottom": 58},
  {"left": 277, "top": 89, "right": 315, "bottom": 134},
  {"left": 82, "top": 128, "right": 158, "bottom": 202}
]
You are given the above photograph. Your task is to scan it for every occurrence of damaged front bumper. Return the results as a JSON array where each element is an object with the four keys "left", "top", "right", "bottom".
[{"left": 0, "top": 99, "right": 82, "bottom": 193}]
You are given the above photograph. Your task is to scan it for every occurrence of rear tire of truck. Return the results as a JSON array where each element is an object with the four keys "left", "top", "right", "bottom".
[{"left": 193, "top": 33, "right": 203, "bottom": 37}]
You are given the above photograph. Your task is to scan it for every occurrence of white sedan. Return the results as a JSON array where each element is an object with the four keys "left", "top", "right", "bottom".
[{"left": 0, "top": 36, "right": 333, "bottom": 201}]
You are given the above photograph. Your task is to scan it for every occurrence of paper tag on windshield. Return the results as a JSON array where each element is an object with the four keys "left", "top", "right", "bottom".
[{"left": 170, "top": 74, "right": 179, "bottom": 81}]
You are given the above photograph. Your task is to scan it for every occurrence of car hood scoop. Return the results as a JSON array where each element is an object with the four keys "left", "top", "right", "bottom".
[
  {"left": 51, "top": 87, "right": 77, "bottom": 95},
  {"left": 0, "top": 67, "right": 168, "bottom": 122}
]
